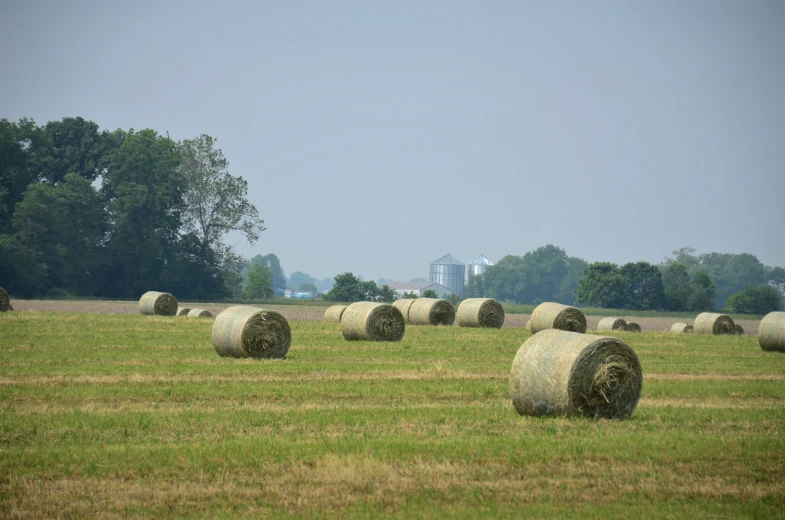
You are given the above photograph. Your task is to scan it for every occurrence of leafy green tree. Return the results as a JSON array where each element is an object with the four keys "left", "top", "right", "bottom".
[
  {"left": 361, "top": 280, "right": 379, "bottom": 301},
  {"left": 403, "top": 292, "right": 418, "bottom": 299},
  {"left": 482, "top": 255, "right": 524, "bottom": 303},
  {"left": 288, "top": 271, "right": 318, "bottom": 291},
  {"left": 0, "top": 233, "right": 48, "bottom": 297},
  {"left": 324, "top": 273, "right": 365, "bottom": 302},
  {"left": 575, "top": 262, "right": 627, "bottom": 308},
  {"left": 377, "top": 284, "right": 396, "bottom": 302},
  {"left": 251, "top": 254, "right": 286, "bottom": 292},
  {"left": 40, "top": 117, "right": 116, "bottom": 183},
  {"left": 766, "top": 266, "right": 785, "bottom": 294},
  {"left": 555, "top": 256, "right": 589, "bottom": 304},
  {"left": 620, "top": 261, "right": 665, "bottom": 310},
  {"left": 178, "top": 135, "right": 265, "bottom": 298},
  {"left": 244, "top": 264, "right": 273, "bottom": 299},
  {"left": 723, "top": 285, "right": 782, "bottom": 315},
  {"left": 422, "top": 289, "right": 438, "bottom": 298},
  {"left": 0, "top": 118, "right": 47, "bottom": 232},
  {"left": 466, "top": 272, "right": 484, "bottom": 298},
  {"left": 662, "top": 262, "right": 692, "bottom": 311},
  {"left": 689, "top": 271, "right": 716, "bottom": 312}
]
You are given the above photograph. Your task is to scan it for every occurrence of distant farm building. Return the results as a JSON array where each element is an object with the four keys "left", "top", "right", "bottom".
[{"left": 385, "top": 281, "right": 455, "bottom": 299}]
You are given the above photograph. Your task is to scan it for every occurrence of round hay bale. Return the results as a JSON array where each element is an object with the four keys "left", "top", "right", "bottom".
[
  {"left": 624, "top": 322, "right": 641, "bottom": 333},
  {"left": 0, "top": 287, "right": 10, "bottom": 312},
  {"left": 694, "top": 312, "right": 736, "bottom": 335},
  {"left": 529, "top": 302, "right": 586, "bottom": 334},
  {"left": 139, "top": 291, "right": 178, "bottom": 316},
  {"left": 734, "top": 324, "right": 744, "bottom": 335},
  {"left": 187, "top": 308, "right": 213, "bottom": 318},
  {"left": 323, "top": 304, "right": 348, "bottom": 322},
  {"left": 670, "top": 322, "right": 694, "bottom": 333},
  {"left": 392, "top": 299, "right": 417, "bottom": 323},
  {"left": 212, "top": 305, "right": 291, "bottom": 358},
  {"left": 177, "top": 307, "right": 191, "bottom": 316},
  {"left": 455, "top": 298, "right": 505, "bottom": 328},
  {"left": 509, "top": 329, "right": 642, "bottom": 419},
  {"left": 407, "top": 298, "right": 455, "bottom": 326},
  {"left": 597, "top": 317, "right": 627, "bottom": 332},
  {"left": 341, "top": 302, "right": 405, "bottom": 341},
  {"left": 758, "top": 311, "right": 785, "bottom": 352}
]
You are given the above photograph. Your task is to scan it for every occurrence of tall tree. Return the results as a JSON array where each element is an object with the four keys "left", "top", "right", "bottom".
[
  {"left": 620, "top": 261, "right": 665, "bottom": 310},
  {"left": 244, "top": 264, "right": 274, "bottom": 299},
  {"left": 288, "top": 271, "right": 318, "bottom": 291},
  {"left": 324, "top": 273, "right": 365, "bottom": 302},
  {"left": 575, "top": 262, "right": 627, "bottom": 308},
  {"left": 724, "top": 285, "right": 783, "bottom": 315},
  {"left": 178, "top": 134, "right": 265, "bottom": 297},
  {"left": 0, "top": 118, "right": 47, "bottom": 232},
  {"left": 40, "top": 117, "right": 115, "bottom": 183},
  {"left": 251, "top": 253, "right": 286, "bottom": 292},
  {"left": 689, "top": 271, "right": 716, "bottom": 312},
  {"left": 662, "top": 262, "right": 692, "bottom": 311}
]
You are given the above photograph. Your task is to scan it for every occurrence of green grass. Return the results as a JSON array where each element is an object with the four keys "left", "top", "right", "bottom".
[{"left": 1, "top": 312, "right": 784, "bottom": 518}]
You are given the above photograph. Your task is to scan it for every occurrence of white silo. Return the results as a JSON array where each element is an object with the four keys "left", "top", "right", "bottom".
[
  {"left": 468, "top": 255, "right": 494, "bottom": 279},
  {"left": 430, "top": 254, "right": 465, "bottom": 297}
]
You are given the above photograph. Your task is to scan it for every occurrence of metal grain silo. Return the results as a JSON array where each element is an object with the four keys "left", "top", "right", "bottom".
[
  {"left": 469, "top": 255, "right": 494, "bottom": 279},
  {"left": 430, "top": 254, "right": 465, "bottom": 297}
]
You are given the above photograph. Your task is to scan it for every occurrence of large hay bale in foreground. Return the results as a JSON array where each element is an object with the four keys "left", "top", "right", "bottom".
[
  {"left": 212, "top": 305, "right": 291, "bottom": 358},
  {"left": 670, "top": 322, "right": 694, "bottom": 333},
  {"left": 392, "top": 299, "right": 418, "bottom": 323},
  {"left": 597, "top": 317, "right": 627, "bottom": 332},
  {"left": 177, "top": 307, "right": 191, "bottom": 316},
  {"left": 323, "top": 305, "right": 348, "bottom": 322},
  {"left": 341, "top": 302, "right": 405, "bottom": 341},
  {"left": 735, "top": 324, "right": 744, "bottom": 335},
  {"left": 529, "top": 302, "right": 586, "bottom": 334},
  {"left": 759, "top": 311, "right": 785, "bottom": 352},
  {"left": 139, "top": 291, "right": 178, "bottom": 316},
  {"left": 625, "top": 322, "right": 641, "bottom": 333},
  {"left": 187, "top": 308, "right": 212, "bottom": 318},
  {"left": 407, "top": 298, "right": 455, "bottom": 326},
  {"left": 456, "top": 298, "right": 505, "bottom": 328},
  {"left": 694, "top": 312, "right": 736, "bottom": 335},
  {"left": 0, "top": 287, "right": 10, "bottom": 312},
  {"left": 509, "top": 329, "right": 642, "bottom": 419}
]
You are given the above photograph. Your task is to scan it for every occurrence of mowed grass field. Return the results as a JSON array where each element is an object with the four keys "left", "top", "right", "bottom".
[{"left": 1, "top": 310, "right": 784, "bottom": 518}]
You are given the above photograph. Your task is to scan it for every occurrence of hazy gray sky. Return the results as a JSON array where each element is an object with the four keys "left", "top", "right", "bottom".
[{"left": 2, "top": 0, "right": 783, "bottom": 282}]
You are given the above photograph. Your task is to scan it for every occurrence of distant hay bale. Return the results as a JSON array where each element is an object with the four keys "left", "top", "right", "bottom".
[
  {"left": 509, "top": 329, "right": 642, "bottom": 419},
  {"left": 187, "top": 308, "right": 212, "bottom": 318},
  {"left": 407, "top": 298, "right": 456, "bottom": 326},
  {"left": 734, "top": 324, "right": 744, "bottom": 335},
  {"left": 455, "top": 298, "right": 505, "bottom": 328},
  {"left": 177, "top": 307, "right": 191, "bottom": 316},
  {"left": 758, "top": 311, "right": 785, "bottom": 352},
  {"left": 323, "top": 305, "right": 348, "bottom": 322},
  {"left": 670, "top": 322, "right": 694, "bottom": 333},
  {"left": 392, "top": 299, "right": 417, "bottom": 323},
  {"left": 694, "top": 312, "right": 736, "bottom": 335},
  {"left": 139, "top": 291, "right": 178, "bottom": 316},
  {"left": 529, "top": 302, "right": 586, "bottom": 334},
  {"left": 625, "top": 322, "right": 641, "bottom": 333},
  {"left": 597, "top": 317, "right": 627, "bottom": 332},
  {"left": 212, "top": 305, "right": 291, "bottom": 358},
  {"left": 0, "top": 287, "right": 10, "bottom": 312},
  {"left": 341, "top": 302, "right": 405, "bottom": 341}
]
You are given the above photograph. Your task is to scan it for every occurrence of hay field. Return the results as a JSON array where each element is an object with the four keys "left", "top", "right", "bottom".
[{"left": 1, "top": 309, "right": 784, "bottom": 518}]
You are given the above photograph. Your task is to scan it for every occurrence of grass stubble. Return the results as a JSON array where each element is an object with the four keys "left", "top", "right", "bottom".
[{"left": 0, "top": 311, "right": 784, "bottom": 518}]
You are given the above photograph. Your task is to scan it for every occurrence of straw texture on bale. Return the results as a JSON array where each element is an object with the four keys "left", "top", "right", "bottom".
[
  {"left": 625, "top": 322, "right": 641, "bottom": 333},
  {"left": 187, "top": 308, "right": 212, "bottom": 318},
  {"left": 734, "top": 324, "right": 744, "bottom": 335},
  {"left": 694, "top": 312, "right": 736, "bottom": 335},
  {"left": 670, "top": 322, "right": 694, "bottom": 333},
  {"left": 509, "top": 329, "right": 642, "bottom": 419},
  {"left": 392, "top": 299, "right": 417, "bottom": 323},
  {"left": 323, "top": 305, "right": 348, "bottom": 322},
  {"left": 455, "top": 298, "right": 505, "bottom": 328},
  {"left": 0, "top": 287, "right": 10, "bottom": 312},
  {"left": 758, "top": 311, "right": 785, "bottom": 352},
  {"left": 341, "top": 302, "right": 405, "bottom": 341},
  {"left": 407, "top": 298, "right": 456, "bottom": 326},
  {"left": 139, "top": 291, "right": 178, "bottom": 316},
  {"left": 597, "top": 317, "right": 627, "bottom": 332},
  {"left": 529, "top": 302, "right": 587, "bottom": 334},
  {"left": 212, "top": 305, "right": 291, "bottom": 358},
  {"left": 177, "top": 307, "right": 191, "bottom": 316}
]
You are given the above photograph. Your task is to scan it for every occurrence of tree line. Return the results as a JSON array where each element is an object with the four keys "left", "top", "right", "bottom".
[{"left": 0, "top": 117, "right": 263, "bottom": 300}]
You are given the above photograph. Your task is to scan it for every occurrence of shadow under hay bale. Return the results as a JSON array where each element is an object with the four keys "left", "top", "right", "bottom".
[
  {"left": 529, "top": 302, "right": 586, "bottom": 334},
  {"left": 407, "top": 298, "right": 455, "bottom": 326},
  {"left": 139, "top": 291, "right": 178, "bottom": 316},
  {"left": 509, "top": 329, "right": 642, "bottom": 419},
  {"left": 735, "top": 324, "right": 744, "bottom": 335},
  {"left": 177, "top": 307, "right": 191, "bottom": 316},
  {"left": 671, "top": 322, "right": 694, "bottom": 333},
  {"left": 323, "top": 305, "right": 348, "bottom": 322},
  {"left": 212, "top": 305, "right": 291, "bottom": 358},
  {"left": 456, "top": 298, "right": 504, "bottom": 328},
  {"left": 187, "top": 308, "right": 212, "bottom": 318},
  {"left": 392, "top": 299, "right": 417, "bottom": 323},
  {"left": 0, "top": 287, "right": 10, "bottom": 312},
  {"left": 597, "top": 317, "right": 627, "bottom": 332},
  {"left": 341, "top": 302, "right": 405, "bottom": 341},
  {"left": 759, "top": 311, "right": 785, "bottom": 352},
  {"left": 625, "top": 322, "right": 641, "bottom": 333},
  {"left": 694, "top": 312, "right": 736, "bottom": 335}
]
